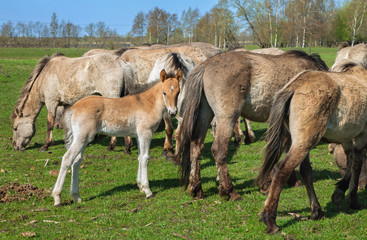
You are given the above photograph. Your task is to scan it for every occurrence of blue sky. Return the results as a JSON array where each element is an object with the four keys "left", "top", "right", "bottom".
[{"left": 1, "top": 0, "right": 219, "bottom": 35}]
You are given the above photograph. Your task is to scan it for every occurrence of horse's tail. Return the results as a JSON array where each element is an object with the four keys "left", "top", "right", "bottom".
[
  {"left": 255, "top": 88, "right": 294, "bottom": 190},
  {"left": 120, "top": 61, "right": 135, "bottom": 97},
  {"left": 63, "top": 107, "right": 74, "bottom": 149},
  {"left": 176, "top": 64, "right": 206, "bottom": 187}
]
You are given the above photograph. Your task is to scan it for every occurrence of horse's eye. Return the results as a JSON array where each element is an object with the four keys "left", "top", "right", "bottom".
[
  {"left": 13, "top": 127, "right": 17, "bottom": 131},
  {"left": 163, "top": 92, "right": 166, "bottom": 96}
]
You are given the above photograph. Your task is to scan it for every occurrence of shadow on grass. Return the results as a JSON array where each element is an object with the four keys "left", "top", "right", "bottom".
[{"left": 266, "top": 186, "right": 367, "bottom": 231}]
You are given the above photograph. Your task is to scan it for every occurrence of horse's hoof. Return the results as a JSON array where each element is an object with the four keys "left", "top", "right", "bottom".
[
  {"left": 39, "top": 146, "right": 48, "bottom": 152},
  {"left": 311, "top": 206, "right": 324, "bottom": 220},
  {"left": 124, "top": 150, "right": 132, "bottom": 155},
  {"left": 193, "top": 189, "right": 204, "bottom": 200},
  {"left": 161, "top": 150, "right": 168, "bottom": 157},
  {"left": 229, "top": 190, "right": 241, "bottom": 201},
  {"left": 146, "top": 193, "right": 154, "bottom": 199},
  {"left": 348, "top": 197, "right": 361, "bottom": 210},
  {"left": 106, "top": 146, "right": 114, "bottom": 151},
  {"left": 332, "top": 188, "right": 345, "bottom": 206}
]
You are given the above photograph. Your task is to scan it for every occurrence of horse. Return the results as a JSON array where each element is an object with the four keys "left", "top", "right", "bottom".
[
  {"left": 51, "top": 69, "right": 182, "bottom": 206},
  {"left": 11, "top": 53, "right": 134, "bottom": 151},
  {"left": 99, "top": 43, "right": 220, "bottom": 153},
  {"left": 331, "top": 42, "right": 367, "bottom": 70},
  {"left": 176, "top": 50, "right": 328, "bottom": 201},
  {"left": 256, "top": 61, "right": 367, "bottom": 233},
  {"left": 213, "top": 48, "right": 285, "bottom": 145}
]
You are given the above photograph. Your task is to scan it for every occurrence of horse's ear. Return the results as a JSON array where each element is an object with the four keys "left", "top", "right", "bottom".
[
  {"left": 160, "top": 69, "right": 167, "bottom": 82},
  {"left": 175, "top": 69, "right": 182, "bottom": 82}
]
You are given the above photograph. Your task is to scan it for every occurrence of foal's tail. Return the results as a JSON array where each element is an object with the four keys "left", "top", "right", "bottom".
[
  {"left": 63, "top": 107, "right": 74, "bottom": 149},
  {"left": 176, "top": 64, "right": 206, "bottom": 187},
  {"left": 255, "top": 88, "right": 294, "bottom": 189}
]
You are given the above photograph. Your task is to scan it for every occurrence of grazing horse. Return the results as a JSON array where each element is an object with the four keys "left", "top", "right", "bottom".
[
  {"left": 11, "top": 53, "right": 134, "bottom": 151},
  {"left": 52, "top": 69, "right": 182, "bottom": 206},
  {"left": 176, "top": 50, "right": 328, "bottom": 200},
  {"left": 256, "top": 61, "right": 367, "bottom": 233}
]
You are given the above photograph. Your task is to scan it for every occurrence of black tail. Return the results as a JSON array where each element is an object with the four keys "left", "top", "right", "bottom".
[
  {"left": 176, "top": 65, "right": 206, "bottom": 187},
  {"left": 256, "top": 88, "right": 294, "bottom": 189}
]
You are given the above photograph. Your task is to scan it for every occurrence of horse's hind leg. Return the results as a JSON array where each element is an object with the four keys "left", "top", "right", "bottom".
[
  {"left": 188, "top": 98, "right": 214, "bottom": 199},
  {"left": 212, "top": 117, "right": 241, "bottom": 201},
  {"left": 70, "top": 152, "right": 84, "bottom": 203},
  {"left": 162, "top": 113, "right": 175, "bottom": 157},
  {"left": 332, "top": 141, "right": 353, "bottom": 206},
  {"left": 52, "top": 142, "right": 85, "bottom": 206},
  {"left": 299, "top": 155, "right": 324, "bottom": 220}
]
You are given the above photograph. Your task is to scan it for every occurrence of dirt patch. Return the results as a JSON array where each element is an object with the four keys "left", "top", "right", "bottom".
[{"left": 0, "top": 182, "right": 50, "bottom": 203}]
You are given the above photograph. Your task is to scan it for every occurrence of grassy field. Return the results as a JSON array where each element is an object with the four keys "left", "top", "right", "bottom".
[{"left": 1, "top": 47, "right": 366, "bottom": 239}]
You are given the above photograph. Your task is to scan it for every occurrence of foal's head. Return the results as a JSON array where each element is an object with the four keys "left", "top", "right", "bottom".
[{"left": 160, "top": 69, "right": 182, "bottom": 116}]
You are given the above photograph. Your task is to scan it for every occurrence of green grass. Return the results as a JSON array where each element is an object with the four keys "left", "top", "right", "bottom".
[{"left": 1, "top": 47, "right": 366, "bottom": 239}]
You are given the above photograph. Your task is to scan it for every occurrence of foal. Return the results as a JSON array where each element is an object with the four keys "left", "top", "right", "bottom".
[{"left": 52, "top": 69, "right": 182, "bottom": 206}]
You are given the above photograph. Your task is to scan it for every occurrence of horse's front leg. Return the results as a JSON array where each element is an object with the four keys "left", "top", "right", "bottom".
[
  {"left": 137, "top": 132, "right": 153, "bottom": 198},
  {"left": 40, "top": 111, "right": 55, "bottom": 151}
]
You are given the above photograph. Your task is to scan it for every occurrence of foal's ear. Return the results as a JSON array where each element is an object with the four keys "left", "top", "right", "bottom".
[
  {"left": 160, "top": 69, "right": 168, "bottom": 82},
  {"left": 175, "top": 69, "right": 182, "bottom": 82}
]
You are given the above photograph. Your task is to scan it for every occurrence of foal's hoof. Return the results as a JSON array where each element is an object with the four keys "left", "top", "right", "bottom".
[
  {"left": 192, "top": 189, "right": 204, "bottom": 200},
  {"left": 146, "top": 193, "right": 155, "bottom": 199},
  {"left": 332, "top": 189, "right": 345, "bottom": 206}
]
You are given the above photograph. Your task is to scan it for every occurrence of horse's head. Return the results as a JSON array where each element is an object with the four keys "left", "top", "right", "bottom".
[
  {"left": 160, "top": 69, "right": 182, "bottom": 117},
  {"left": 11, "top": 109, "right": 35, "bottom": 151}
]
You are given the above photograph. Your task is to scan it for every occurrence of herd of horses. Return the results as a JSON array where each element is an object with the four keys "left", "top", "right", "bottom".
[{"left": 11, "top": 42, "right": 367, "bottom": 233}]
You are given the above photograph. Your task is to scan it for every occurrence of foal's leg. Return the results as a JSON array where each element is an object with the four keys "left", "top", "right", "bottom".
[
  {"left": 52, "top": 142, "right": 85, "bottom": 206},
  {"left": 162, "top": 112, "right": 175, "bottom": 157},
  {"left": 136, "top": 131, "right": 153, "bottom": 198},
  {"left": 70, "top": 152, "right": 84, "bottom": 203},
  {"left": 299, "top": 155, "right": 324, "bottom": 220},
  {"left": 212, "top": 116, "right": 241, "bottom": 200}
]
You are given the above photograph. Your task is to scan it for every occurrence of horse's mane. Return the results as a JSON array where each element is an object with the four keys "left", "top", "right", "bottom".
[
  {"left": 11, "top": 53, "right": 65, "bottom": 121},
  {"left": 333, "top": 60, "right": 359, "bottom": 72},
  {"left": 113, "top": 48, "right": 134, "bottom": 57},
  {"left": 338, "top": 42, "right": 350, "bottom": 51},
  {"left": 164, "top": 52, "right": 191, "bottom": 85},
  {"left": 283, "top": 50, "right": 329, "bottom": 71}
]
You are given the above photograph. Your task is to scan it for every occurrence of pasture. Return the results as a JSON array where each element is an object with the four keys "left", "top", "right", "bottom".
[{"left": 1, "top": 47, "right": 366, "bottom": 239}]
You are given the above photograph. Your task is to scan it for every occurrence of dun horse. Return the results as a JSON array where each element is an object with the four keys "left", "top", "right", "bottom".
[
  {"left": 176, "top": 50, "right": 328, "bottom": 200},
  {"left": 52, "top": 69, "right": 182, "bottom": 206},
  {"left": 256, "top": 61, "right": 367, "bottom": 233},
  {"left": 331, "top": 42, "right": 367, "bottom": 70},
  {"left": 11, "top": 53, "right": 134, "bottom": 151}
]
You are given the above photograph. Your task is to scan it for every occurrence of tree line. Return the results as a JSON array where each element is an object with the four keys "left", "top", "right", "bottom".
[{"left": 1, "top": 0, "right": 366, "bottom": 49}]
